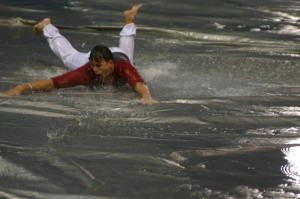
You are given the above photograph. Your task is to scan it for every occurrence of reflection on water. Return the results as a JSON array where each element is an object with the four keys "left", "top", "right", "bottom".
[
  {"left": 282, "top": 138, "right": 300, "bottom": 189},
  {"left": 281, "top": 107, "right": 300, "bottom": 189}
]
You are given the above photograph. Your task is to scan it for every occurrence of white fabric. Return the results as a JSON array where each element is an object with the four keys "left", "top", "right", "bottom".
[{"left": 43, "top": 23, "right": 137, "bottom": 70}]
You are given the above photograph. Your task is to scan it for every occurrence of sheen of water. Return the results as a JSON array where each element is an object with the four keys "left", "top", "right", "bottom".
[{"left": 0, "top": 0, "right": 300, "bottom": 198}]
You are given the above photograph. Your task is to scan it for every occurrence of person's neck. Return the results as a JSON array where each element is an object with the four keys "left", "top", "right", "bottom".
[{"left": 99, "top": 71, "right": 114, "bottom": 84}]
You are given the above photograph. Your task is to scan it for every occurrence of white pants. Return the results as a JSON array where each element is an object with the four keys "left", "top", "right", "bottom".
[{"left": 43, "top": 23, "right": 137, "bottom": 70}]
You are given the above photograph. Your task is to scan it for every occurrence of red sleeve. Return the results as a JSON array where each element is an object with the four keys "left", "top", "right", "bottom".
[
  {"left": 51, "top": 64, "right": 96, "bottom": 89},
  {"left": 121, "top": 61, "right": 145, "bottom": 89}
]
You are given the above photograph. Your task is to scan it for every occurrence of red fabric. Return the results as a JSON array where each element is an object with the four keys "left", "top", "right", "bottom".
[{"left": 52, "top": 60, "right": 145, "bottom": 90}]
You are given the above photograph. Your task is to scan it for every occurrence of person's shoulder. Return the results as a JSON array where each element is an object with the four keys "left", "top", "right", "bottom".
[
  {"left": 67, "top": 62, "right": 94, "bottom": 78},
  {"left": 114, "top": 60, "right": 130, "bottom": 64},
  {"left": 114, "top": 60, "right": 134, "bottom": 69},
  {"left": 74, "top": 62, "right": 92, "bottom": 72},
  {"left": 80, "top": 62, "right": 91, "bottom": 69},
  {"left": 114, "top": 60, "right": 133, "bottom": 70}
]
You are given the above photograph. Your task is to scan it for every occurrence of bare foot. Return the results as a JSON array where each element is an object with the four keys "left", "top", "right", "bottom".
[
  {"left": 33, "top": 18, "right": 51, "bottom": 36},
  {"left": 124, "top": 4, "right": 142, "bottom": 24}
]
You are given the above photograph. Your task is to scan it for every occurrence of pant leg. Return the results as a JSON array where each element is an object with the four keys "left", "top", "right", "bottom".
[
  {"left": 43, "top": 24, "right": 89, "bottom": 70},
  {"left": 117, "top": 23, "right": 137, "bottom": 64}
]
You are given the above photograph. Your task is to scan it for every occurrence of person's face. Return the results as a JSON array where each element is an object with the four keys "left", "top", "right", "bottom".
[{"left": 90, "top": 59, "right": 114, "bottom": 77}]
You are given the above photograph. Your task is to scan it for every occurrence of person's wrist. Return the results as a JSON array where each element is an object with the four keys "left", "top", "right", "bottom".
[{"left": 19, "top": 84, "right": 29, "bottom": 91}]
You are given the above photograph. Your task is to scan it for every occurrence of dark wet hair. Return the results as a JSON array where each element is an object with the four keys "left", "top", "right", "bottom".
[{"left": 89, "top": 45, "right": 113, "bottom": 62}]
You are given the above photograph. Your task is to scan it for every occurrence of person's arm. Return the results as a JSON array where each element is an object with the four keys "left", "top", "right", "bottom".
[
  {"left": 1, "top": 64, "right": 93, "bottom": 97},
  {"left": 134, "top": 82, "right": 157, "bottom": 104},
  {"left": 2, "top": 79, "right": 54, "bottom": 97}
]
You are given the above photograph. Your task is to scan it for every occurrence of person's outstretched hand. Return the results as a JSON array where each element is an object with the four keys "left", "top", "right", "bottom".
[
  {"left": 139, "top": 96, "right": 158, "bottom": 105},
  {"left": 1, "top": 85, "right": 25, "bottom": 97}
]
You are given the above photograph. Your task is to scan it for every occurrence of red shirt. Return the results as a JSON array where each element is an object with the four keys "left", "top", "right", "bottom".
[{"left": 52, "top": 60, "right": 145, "bottom": 90}]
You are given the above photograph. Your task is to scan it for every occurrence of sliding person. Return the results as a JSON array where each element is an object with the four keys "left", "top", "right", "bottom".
[{"left": 1, "top": 4, "right": 157, "bottom": 104}]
